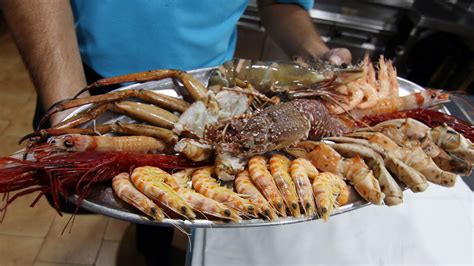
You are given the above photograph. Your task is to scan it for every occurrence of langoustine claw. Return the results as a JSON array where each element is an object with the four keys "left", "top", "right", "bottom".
[
  {"left": 325, "top": 136, "right": 429, "bottom": 193},
  {"left": 347, "top": 131, "right": 457, "bottom": 187},
  {"left": 367, "top": 118, "right": 473, "bottom": 174},
  {"left": 328, "top": 142, "right": 403, "bottom": 206}
]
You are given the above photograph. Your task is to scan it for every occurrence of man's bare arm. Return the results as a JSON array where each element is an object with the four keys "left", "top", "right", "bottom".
[
  {"left": 1, "top": 0, "right": 87, "bottom": 125},
  {"left": 257, "top": 0, "right": 351, "bottom": 64}
]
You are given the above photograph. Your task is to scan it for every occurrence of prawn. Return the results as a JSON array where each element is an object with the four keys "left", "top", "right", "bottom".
[
  {"left": 131, "top": 166, "right": 195, "bottom": 219},
  {"left": 269, "top": 154, "right": 301, "bottom": 218},
  {"left": 178, "top": 187, "right": 241, "bottom": 222},
  {"left": 170, "top": 168, "right": 241, "bottom": 221},
  {"left": 347, "top": 90, "right": 450, "bottom": 119},
  {"left": 191, "top": 167, "right": 256, "bottom": 217},
  {"left": 248, "top": 156, "right": 287, "bottom": 217},
  {"left": 376, "top": 55, "right": 391, "bottom": 99},
  {"left": 289, "top": 158, "right": 318, "bottom": 216},
  {"left": 112, "top": 172, "right": 165, "bottom": 220},
  {"left": 328, "top": 84, "right": 364, "bottom": 114},
  {"left": 312, "top": 172, "right": 350, "bottom": 221},
  {"left": 234, "top": 170, "right": 278, "bottom": 220}
]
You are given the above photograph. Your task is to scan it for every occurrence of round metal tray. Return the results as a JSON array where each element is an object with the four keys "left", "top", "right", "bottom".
[{"left": 66, "top": 67, "right": 432, "bottom": 228}]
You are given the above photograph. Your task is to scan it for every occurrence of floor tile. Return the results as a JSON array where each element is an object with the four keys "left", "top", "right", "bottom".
[
  {"left": 0, "top": 135, "right": 27, "bottom": 155},
  {"left": 0, "top": 235, "right": 43, "bottom": 266},
  {"left": 34, "top": 262, "right": 92, "bottom": 266},
  {"left": 95, "top": 240, "right": 120, "bottom": 266},
  {"left": 0, "top": 193, "right": 56, "bottom": 237},
  {"left": 36, "top": 214, "right": 108, "bottom": 265},
  {"left": 0, "top": 119, "right": 10, "bottom": 134},
  {"left": 33, "top": 262, "right": 94, "bottom": 266},
  {"left": 103, "top": 218, "right": 132, "bottom": 241}
]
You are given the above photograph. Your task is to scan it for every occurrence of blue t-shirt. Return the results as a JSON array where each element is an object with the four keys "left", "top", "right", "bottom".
[{"left": 71, "top": 0, "right": 313, "bottom": 77}]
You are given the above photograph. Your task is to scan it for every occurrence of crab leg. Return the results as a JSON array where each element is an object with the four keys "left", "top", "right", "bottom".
[
  {"left": 53, "top": 103, "right": 112, "bottom": 130},
  {"left": 329, "top": 142, "right": 403, "bottom": 206},
  {"left": 40, "top": 70, "right": 207, "bottom": 129},
  {"left": 74, "top": 69, "right": 207, "bottom": 102},
  {"left": 40, "top": 90, "right": 189, "bottom": 128},
  {"left": 27, "top": 121, "right": 177, "bottom": 143},
  {"left": 325, "top": 136, "right": 429, "bottom": 192},
  {"left": 112, "top": 101, "right": 178, "bottom": 129}
]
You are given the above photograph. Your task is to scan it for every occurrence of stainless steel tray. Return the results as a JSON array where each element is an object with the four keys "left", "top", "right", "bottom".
[{"left": 66, "top": 67, "right": 431, "bottom": 228}]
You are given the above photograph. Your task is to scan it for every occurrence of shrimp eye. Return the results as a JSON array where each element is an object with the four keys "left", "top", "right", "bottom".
[
  {"left": 431, "top": 93, "right": 437, "bottom": 99},
  {"left": 63, "top": 139, "right": 74, "bottom": 148}
]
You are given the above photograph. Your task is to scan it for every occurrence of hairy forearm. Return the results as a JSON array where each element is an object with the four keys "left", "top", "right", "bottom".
[
  {"left": 1, "top": 0, "right": 87, "bottom": 124},
  {"left": 258, "top": 1, "right": 329, "bottom": 59}
]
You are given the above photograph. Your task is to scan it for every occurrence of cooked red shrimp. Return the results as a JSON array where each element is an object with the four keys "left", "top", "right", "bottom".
[
  {"left": 191, "top": 167, "right": 256, "bottom": 217},
  {"left": 178, "top": 187, "right": 241, "bottom": 222},
  {"left": 112, "top": 172, "right": 165, "bottom": 221},
  {"left": 248, "top": 156, "right": 287, "bottom": 217},
  {"left": 387, "top": 59, "right": 399, "bottom": 96},
  {"left": 312, "top": 172, "right": 349, "bottom": 221},
  {"left": 357, "top": 82, "right": 379, "bottom": 109},
  {"left": 269, "top": 154, "right": 301, "bottom": 218},
  {"left": 50, "top": 134, "right": 167, "bottom": 152},
  {"left": 131, "top": 166, "right": 195, "bottom": 219},
  {"left": 349, "top": 89, "right": 450, "bottom": 119},
  {"left": 377, "top": 55, "right": 391, "bottom": 99},
  {"left": 328, "top": 84, "right": 364, "bottom": 114},
  {"left": 366, "top": 59, "right": 377, "bottom": 89},
  {"left": 290, "top": 158, "right": 317, "bottom": 216},
  {"left": 235, "top": 170, "right": 278, "bottom": 220}
]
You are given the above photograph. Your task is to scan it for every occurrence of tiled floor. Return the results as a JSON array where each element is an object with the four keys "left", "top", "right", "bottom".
[{"left": 0, "top": 26, "right": 186, "bottom": 265}]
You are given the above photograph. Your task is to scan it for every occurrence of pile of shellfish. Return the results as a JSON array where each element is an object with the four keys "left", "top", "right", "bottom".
[{"left": 0, "top": 55, "right": 472, "bottom": 223}]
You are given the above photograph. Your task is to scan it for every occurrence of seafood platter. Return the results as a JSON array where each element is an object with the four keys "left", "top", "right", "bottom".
[{"left": 0, "top": 56, "right": 472, "bottom": 228}]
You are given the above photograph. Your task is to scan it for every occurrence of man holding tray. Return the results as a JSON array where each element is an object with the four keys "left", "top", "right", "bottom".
[{"left": 2, "top": 0, "right": 352, "bottom": 265}]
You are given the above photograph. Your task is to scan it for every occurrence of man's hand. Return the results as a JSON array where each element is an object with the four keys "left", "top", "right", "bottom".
[
  {"left": 258, "top": 1, "right": 352, "bottom": 65},
  {"left": 320, "top": 48, "right": 352, "bottom": 65}
]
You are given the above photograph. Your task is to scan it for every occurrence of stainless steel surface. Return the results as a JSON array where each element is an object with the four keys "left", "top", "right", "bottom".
[
  {"left": 408, "top": 0, "right": 474, "bottom": 37},
  {"left": 65, "top": 67, "right": 428, "bottom": 228}
]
